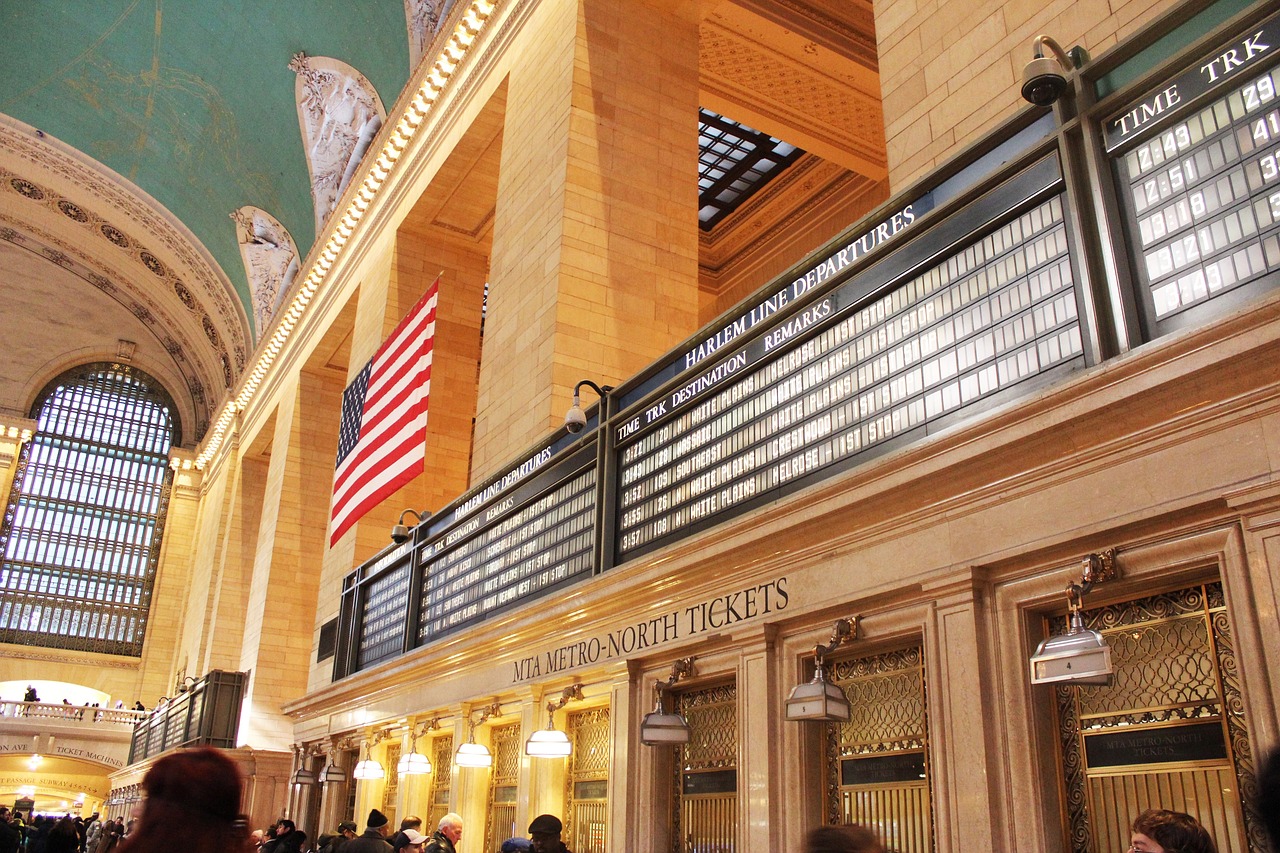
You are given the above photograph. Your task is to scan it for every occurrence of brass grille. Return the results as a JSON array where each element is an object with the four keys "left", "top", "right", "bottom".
[
  {"left": 566, "top": 707, "right": 610, "bottom": 853},
  {"left": 426, "top": 735, "right": 453, "bottom": 831},
  {"left": 1052, "top": 582, "right": 1266, "bottom": 853},
  {"left": 826, "top": 645, "right": 932, "bottom": 853},
  {"left": 673, "top": 683, "right": 737, "bottom": 853},
  {"left": 383, "top": 743, "right": 401, "bottom": 822},
  {"left": 484, "top": 723, "right": 521, "bottom": 853}
]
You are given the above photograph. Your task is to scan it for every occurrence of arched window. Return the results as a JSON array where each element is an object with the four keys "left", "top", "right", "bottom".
[{"left": 0, "top": 363, "right": 179, "bottom": 656}]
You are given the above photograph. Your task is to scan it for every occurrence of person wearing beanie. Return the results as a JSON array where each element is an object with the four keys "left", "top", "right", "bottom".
[
  {"left": 344, "top": 811, "right": 392, "bottom": 853},
  {"left": 527, "top": 815, "right": 571, "bottom": 853}
]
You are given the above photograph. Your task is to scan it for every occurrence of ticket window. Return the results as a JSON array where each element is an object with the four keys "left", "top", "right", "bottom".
[
  {"left": 672, "top": 682, "right": 738, "bottom": 853},
  {"left": 482, "top": 724, "right": 522, "bottom": 852},
  {"left": 825, "top": 644, "right": 933, "bottom": 853},
  {"left": 566, "top": 707, "right": 610, "bottom": 853},
  {"left": 1047, "top": 581, "right": 1268, "bottom": 853},
  {"left": 425, "top": 735, "right": 453, "bottom": 832},
  {"left": 382, "top": 743, "right": 401, "bottom": 827}
]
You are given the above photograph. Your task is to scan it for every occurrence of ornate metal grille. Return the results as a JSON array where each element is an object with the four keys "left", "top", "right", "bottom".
[
  {"left": 383, "top": 742, "right": 401, "bottom": 822},
  {"left": 0, "top": 363, "right": 176, "bottom": 655},
  {"left": 426, "top": 734, "right": 453, "bottom": 831},
  {"left": 825, "top": 645, "right": 932, "bottom": 853},
  {"left": 566, "top": 707, "right": 610, "bottom": 853},
  {"left": 1051, "top": 582, "right": 1266, "bottom": 853},
  {"left": 673, "top": 682, "right": 738, "bottom": 853},
  {"left": 484, "top": 723, "right": 521, "bottom": 853}
]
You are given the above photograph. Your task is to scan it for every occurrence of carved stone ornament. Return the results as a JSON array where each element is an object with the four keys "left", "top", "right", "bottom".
[
  {"left": 405, "top": 0, "right": 455, "bottom": 71},
  {"left": 231, "top": 206, "right": 299, "bottom": 337},
  {"left": 289, "top": 53, "right": 386, "bottom": 232}
]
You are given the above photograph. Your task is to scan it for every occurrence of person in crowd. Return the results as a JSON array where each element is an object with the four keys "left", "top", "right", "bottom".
[
  {"left": 319, "top": 821, "right": 358, "bottom": 853},
  {"left": 396, "top": 830, "right": 426, "bottom": 853},
  {"left": 132, "top": 701, "right": 144, "bottom": 712},
  {"left": 499, "top": 840, "right": 531, "bottom": 853},
  {"left": 45, "top": 818, "right": 79, "bottom": 853},
  {"left": 422, "top": 814, "right": 462, "bottom": 853},
  {"left": 803, "top": 824, "right": 885, "bottom": 853},
  {"left": 85, "top": 817, "right": 104, "bottom": 853},
  {"left": 1257, "top": 746, "right": 1280, "bottom": 848},
  {"left": 0, "top": 807, "right": 21, "bottom": 853},
  {"left": 28, "top": 815, "right": 52, "bottom": 853},
  {"left": 115, "top": 746, "right": 246, "bottom": 853},
  {"left": 345, "top": 810, "right": 392, "bottom": 853},
  {"left": 92, "top": 819, "right": 121, "bottom": 853},
  {"left": 1128, "top": 808, "right": 1217, "bottom": 853},
  {"left": 526, "top": 815, "right": 570, "bottom": 853},
  {"left": 81, "top": 812, "right": 99, "bottom": 853},
  {"left": 389, "top": 817, "right": 422, "bottom": 853},
  {"left": 265, "top": 821, "right": 306, "bottom": 853},
  {"left": 24, "top": 685, "right": 38, "bottom": 702}
]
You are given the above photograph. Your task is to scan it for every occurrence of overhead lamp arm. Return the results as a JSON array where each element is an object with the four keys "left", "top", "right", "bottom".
[
  {"left": 1067, "top": 549, "right": 1117, "bottom": 615},
  {"left": 814, "top": 616, "right": 858, "bottom": 665},
  {"left": 545, "top": 684, "right": 584, "bottom": 726}
]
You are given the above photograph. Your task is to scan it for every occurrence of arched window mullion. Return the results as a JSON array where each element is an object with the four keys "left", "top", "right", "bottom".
[{"left": 0, "top": 363, "right": 175, "bottom": 656}]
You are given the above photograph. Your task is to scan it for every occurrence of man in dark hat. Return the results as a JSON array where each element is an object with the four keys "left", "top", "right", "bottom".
[
  {"left": 527, "top": 815, "right": 571, "bottom": 853},
  {"left": 345, "top": 810, "right": 392, "bottom": 853},
  {"left": 319, "top": 821, "right": 358, "bottom": 853}
]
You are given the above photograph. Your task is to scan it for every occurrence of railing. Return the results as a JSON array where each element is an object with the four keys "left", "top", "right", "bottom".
[
  {"left": 0, "top": 701, "right": 146, "bottom": 726},
  {"left": 335, "top": 3, "right": 1280, "bottom": 680}
]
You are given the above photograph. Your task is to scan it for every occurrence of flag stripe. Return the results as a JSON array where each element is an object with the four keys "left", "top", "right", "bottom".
[{"left": 329, "top": 279, "right": 439, "bottom": 545}]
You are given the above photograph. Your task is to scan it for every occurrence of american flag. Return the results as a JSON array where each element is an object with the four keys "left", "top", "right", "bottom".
[{"left": 329, "top": 278, "right": 438, "bottom": 545}]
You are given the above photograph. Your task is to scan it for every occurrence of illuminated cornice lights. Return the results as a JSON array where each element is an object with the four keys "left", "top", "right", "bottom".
[{"left": 192, "top": 0, "right": 496, "bottom": 470}]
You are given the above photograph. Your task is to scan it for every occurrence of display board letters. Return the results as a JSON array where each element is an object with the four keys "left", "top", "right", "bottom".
[
  {"left": 1110, "top": 10, "right": 1280, "bottom": 326},
  {"left": 615, "top": 156, "right": 1082, "bottom": 559}
]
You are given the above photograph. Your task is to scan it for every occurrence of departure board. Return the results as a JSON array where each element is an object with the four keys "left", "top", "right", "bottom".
[
  {"left": 357, "top": 560, "right": 411, "bottom": 669},
  {"left": 1109, "top": 19, "right": 1280, "bottom": 324},
  {"left": 418, "top": 465, "right": 596, "bottom": 640},
  {"left": 616, "top": 191, "right": 1082, "bottom": 557}
]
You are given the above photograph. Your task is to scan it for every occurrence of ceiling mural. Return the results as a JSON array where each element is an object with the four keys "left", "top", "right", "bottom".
[
  {"left": 0, "top": 1, "right": 410, "bottom": 338},
  {"left": 0, "top": 1, "right": 412, "bottom": 440}
]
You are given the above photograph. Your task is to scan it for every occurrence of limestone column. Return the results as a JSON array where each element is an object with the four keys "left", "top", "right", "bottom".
[
  {"left": 236, "top": 375, "right": 327, "bottom": 750},
  {"left": 474, "top": 0, "right": 702, "bottom": 477}
]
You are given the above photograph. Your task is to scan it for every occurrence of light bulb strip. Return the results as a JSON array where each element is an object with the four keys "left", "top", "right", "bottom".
[{"left": 193, "top": 0, "right": 497, "bottom": 471}]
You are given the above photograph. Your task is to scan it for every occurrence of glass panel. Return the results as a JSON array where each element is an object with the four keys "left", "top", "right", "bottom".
[{"left": 0, "top": 364, "right": 175, "bottom": 655}]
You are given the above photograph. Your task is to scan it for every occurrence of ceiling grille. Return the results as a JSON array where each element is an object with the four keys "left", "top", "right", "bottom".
[{"left": 698, "top": 109, "right": 803, "bottom": 231}]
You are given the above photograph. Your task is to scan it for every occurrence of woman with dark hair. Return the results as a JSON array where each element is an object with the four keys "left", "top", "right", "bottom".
[
  {"left": 116, "top": 747, "right": 246, "bottom": 853},
  {"left": 44, "top": 818, "right": 79, "bottom": 853}
]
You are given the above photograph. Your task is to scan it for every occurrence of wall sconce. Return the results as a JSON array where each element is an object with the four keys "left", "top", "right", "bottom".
[
  {"left": 1020, "top": 34, "right": 1089, "bottom": 106},
  {"left": 526, "top": 684, "right": 584, "bottom": 758},
  {"left": 290, "top": 743, "right": 318, "bottom": 786},
  {"left": 352, "top": 731, "right": 388, "bottom": 780},
  {"left": 397, "top": 718, "right": 438, "bottom": 775},
  {"left": 563, "top": 380, "right": 613, "bottom": 435},
  {"left": 455, "top": 702, "right": 501, "bottom": 768},
  {"left": 1030, "top": 549, "right": 1117, "bottom": 685},
  {"left": 785, "top": 617, "right": 857, "bottom": 722},
  {"left": 320, "top": 753, "right": 347, "bottom": 784},
  {"left": 391, "top": 509, "right": 429, "bottom": 544},
  {"left": 640, "top": 658, "right": 696, "bottom": 746}
]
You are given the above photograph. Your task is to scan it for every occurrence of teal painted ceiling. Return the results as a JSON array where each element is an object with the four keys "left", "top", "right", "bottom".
[{"left": 0, "top": 0, "right": 411, "bottom": 329}]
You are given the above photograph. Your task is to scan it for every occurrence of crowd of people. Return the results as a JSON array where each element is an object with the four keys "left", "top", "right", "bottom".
[
  {"left": 3, "top": 744, "right": 1276, "bottom": 853},
  {"left": 0, "top": 809, "right": 130, "bottom": 853}
]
